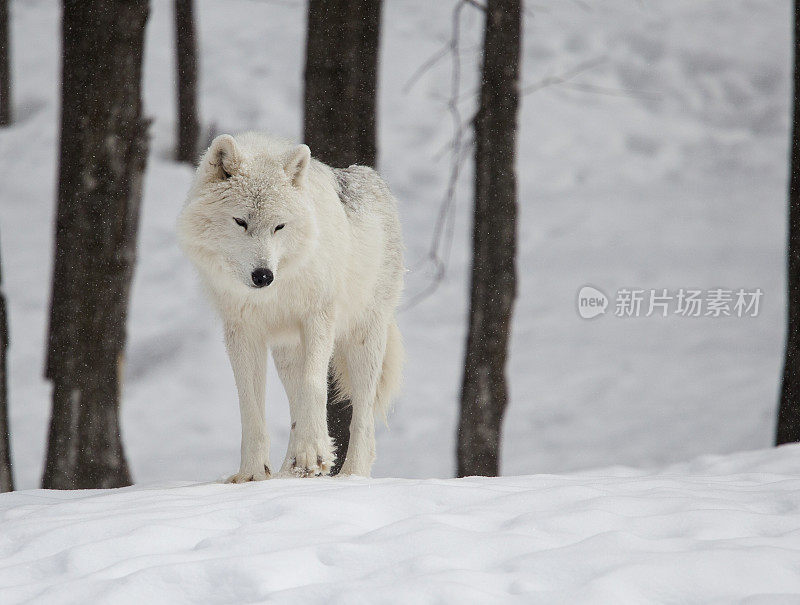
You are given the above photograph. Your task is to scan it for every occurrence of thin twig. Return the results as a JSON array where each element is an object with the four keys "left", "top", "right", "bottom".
[
  {"left": 464, "top": 0, "right": 486, "bottom": 9},
  {"left": 403, "top": 45, "right": 450, "bottom": 94},
  {"left": 520, "top": 56, "right": 606, "bottom": 95},
  {"left": 521, "top": 56, "right": 659, "bottom": 100},
  {"left": 401, "top": 0, "right": 477, "bottom": 312},
  {"left": 559, "top": 81, "right": 660, "bottom": 100}
]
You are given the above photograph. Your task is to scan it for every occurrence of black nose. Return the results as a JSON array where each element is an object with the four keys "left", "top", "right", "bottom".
[{"left": 251, "top": 268, "right": 273, "bottom": 288}]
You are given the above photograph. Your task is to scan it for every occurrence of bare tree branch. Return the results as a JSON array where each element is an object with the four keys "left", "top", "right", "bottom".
[
  {"left": 402, "top": 5, "right": 651, "bottom": 313},
  {"left": 403, "top": 45, "right": 450, "bottom": 94},
  {"left": 520, "top": 56, "right": 606, "bottom": 95},
  {"left": 558, "top": 80, "right": 659, "bottom": 100},
  {"left": 402, "top": 0, "right": 476, "bottom": 311}
]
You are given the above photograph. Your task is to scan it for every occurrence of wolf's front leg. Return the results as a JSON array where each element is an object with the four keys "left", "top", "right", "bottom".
[
  {"left": 273, "top": 316, "right": 336, "bottom": 477},
  {"left": 224, "top": 322, "right": 271, "bottom": 482}
]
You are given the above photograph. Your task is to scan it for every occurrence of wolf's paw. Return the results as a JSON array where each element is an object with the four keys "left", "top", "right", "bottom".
[
  {"left": 280, "top": 437, "right": 334, "bottom": 477},
  {"left": 225, "top": 464, "right": 271, "bottom": 484}
]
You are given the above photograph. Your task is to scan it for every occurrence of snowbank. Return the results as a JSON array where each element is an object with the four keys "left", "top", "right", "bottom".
[{"left": 2, "top": 446, "right": 800, "bottom": 603}]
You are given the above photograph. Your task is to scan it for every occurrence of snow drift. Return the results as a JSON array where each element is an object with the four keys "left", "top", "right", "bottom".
[{"left": 2, "top": 446, "right": 800, "bottom": 603}]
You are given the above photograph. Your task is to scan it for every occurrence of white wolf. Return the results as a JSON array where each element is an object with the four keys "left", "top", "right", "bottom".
[{"left": 178, "top": 132, "right": 404, "bottom": 480}]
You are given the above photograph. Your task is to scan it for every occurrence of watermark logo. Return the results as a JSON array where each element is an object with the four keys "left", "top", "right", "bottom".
[
  {"left": 577, "top": 285, "right": 609, "bottom": 319},
  {"left": 577, "top": 286, "right": 763, "bottom": 319}
]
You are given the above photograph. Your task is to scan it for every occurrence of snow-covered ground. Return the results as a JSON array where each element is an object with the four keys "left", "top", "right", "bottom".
[
  {"left": 0, "top": 0, "right": 797, "bottom": 599},
  {"left": 2, "top": 445, "right": 800, "bottom": 603}
]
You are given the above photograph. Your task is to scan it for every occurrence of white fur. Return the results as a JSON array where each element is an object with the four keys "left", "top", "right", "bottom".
[{"left": 178, "top": 132, "right": 404, "bottom": 480}]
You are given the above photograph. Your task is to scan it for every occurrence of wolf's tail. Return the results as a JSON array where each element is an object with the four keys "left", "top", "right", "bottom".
[{"left": 375, "top": 321, "right": 403, "bottom": 423}]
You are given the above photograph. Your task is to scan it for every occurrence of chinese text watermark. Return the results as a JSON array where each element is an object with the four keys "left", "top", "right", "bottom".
[{"left": 577, "top": 286, "right": 762, "bottom": 319}]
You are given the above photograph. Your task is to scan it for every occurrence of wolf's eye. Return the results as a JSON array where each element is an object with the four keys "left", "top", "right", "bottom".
[
  {"left": 233, "top": 217, "right": 248, "bottom": 230},
  {"left": 274, "top": 223, "right": 285, "bottom": 233}
]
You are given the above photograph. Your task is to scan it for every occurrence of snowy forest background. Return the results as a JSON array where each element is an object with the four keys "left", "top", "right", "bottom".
[
  {"left": 0, "top": 0, "right": 793, "bottom": 489},
  {"left": 4, "top": 1, "right": 800, "bottom": 601}
]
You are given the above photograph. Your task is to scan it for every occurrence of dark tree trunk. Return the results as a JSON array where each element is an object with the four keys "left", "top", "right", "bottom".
[
  {"left": 457, "top": 0, "right": 521, "bottom": 477},
  {"left": 304, "top": 0, "right": 382, "bottom": 474},
  {"left": 304, "top": 0, "right": 381, "bottom": 168},
  {"left": 174, "top": 0, "right": 199, "bottom": 163},
  {"left": 0, "top": 0, "right": 11, "bottom": 126},
  {"left": 42, "top": 0, "right": 150, "bottom": 489},
  {"left": 0, "top": 237, "right": 12, "bottom": 492},
  {"left": 779, "top": 1, "right": 800, "bottom": 445}
]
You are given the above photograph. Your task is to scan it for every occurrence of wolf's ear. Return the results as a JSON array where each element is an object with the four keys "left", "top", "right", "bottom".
[
  {"left": 206, "top": 134, "right": 240, "bottom": 180},
  {"left": 284, "top": 144, "right": 311, "bottom": 188}
]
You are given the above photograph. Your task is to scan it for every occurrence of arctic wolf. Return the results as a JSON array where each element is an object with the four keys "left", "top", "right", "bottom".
[{"left": 178, "top": 133, "right": 404, "bottom": 480}]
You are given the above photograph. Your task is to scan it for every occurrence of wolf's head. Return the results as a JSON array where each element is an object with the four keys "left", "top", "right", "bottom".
[{"left": 178, "top": 133, "right": 319, "bottom": 293}]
